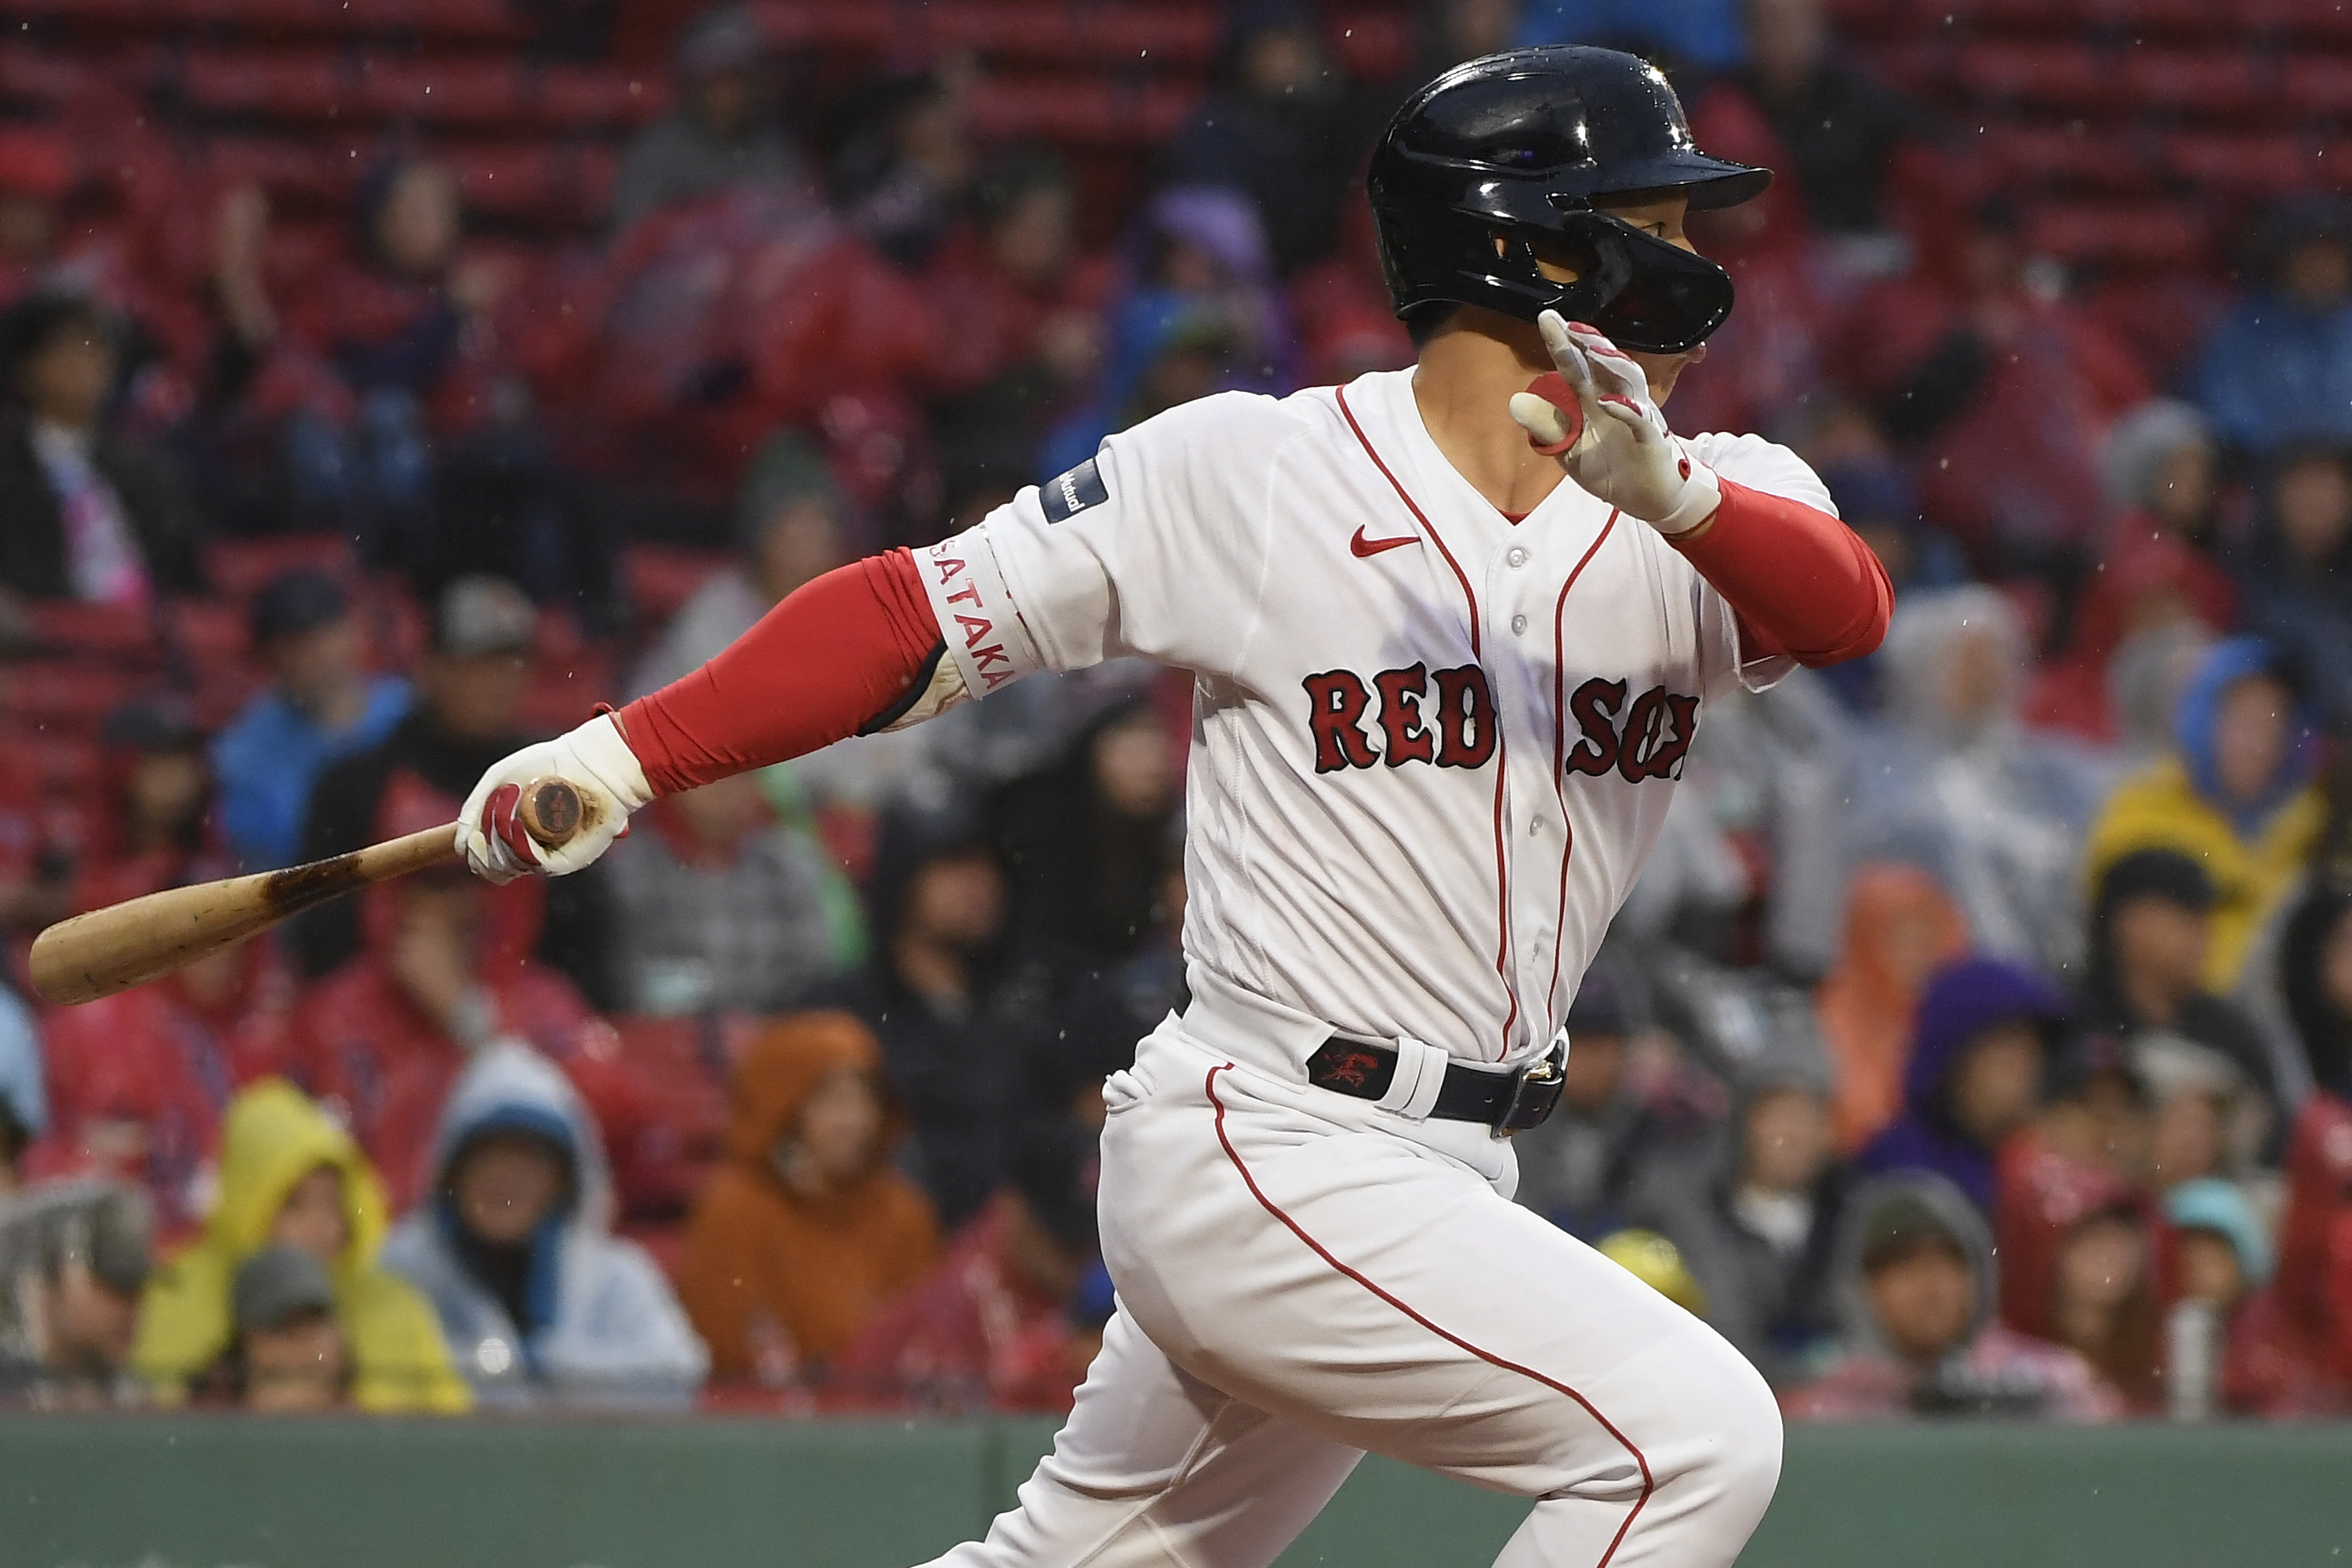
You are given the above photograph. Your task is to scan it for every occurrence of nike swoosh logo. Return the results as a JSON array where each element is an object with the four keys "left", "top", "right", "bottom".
[{"left": 1351, "top": 527, "right": 1419, "bottom": 558}]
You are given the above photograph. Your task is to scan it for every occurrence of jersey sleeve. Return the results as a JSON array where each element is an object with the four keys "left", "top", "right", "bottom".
[
  {"left": 1684, "top": 430, "right": 1842, "bottom": 696},
  {"left": 912, "top": 392, "right": 1299, "bottom": 693}
]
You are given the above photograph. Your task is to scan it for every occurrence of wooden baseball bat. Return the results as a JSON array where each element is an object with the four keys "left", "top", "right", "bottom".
[{"left": 27, "top": 777, "right": 587, "bottom": 1006}]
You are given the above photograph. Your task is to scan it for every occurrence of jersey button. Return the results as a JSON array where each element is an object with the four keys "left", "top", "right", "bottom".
[
  {"left": 1529, "top": 816, "right": 1546, "bottom": 835},
  {"left": 1510, "top": 613, "right": 1528, "bottom": 634},
  {"left": 1506, "top": 547, "right": 1530, "bottom": 568}
]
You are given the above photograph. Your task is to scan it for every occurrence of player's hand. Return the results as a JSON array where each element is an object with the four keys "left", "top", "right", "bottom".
[
  {"left": 457, "top": 713, "right": 653, "bottom": 884},
  {"left": 1508, "top": 311, "right": 1722, "bottom": 536}
]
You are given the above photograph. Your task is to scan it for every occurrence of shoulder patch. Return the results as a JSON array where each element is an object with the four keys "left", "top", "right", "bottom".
[{"left": 1040, "top": 457, "right": 1110, "bottom": 523}]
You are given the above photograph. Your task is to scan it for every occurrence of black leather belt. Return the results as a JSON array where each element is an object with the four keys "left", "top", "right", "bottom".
[{"left": 1304, "top": 1034, "right": 1567, "bottom": 1134}]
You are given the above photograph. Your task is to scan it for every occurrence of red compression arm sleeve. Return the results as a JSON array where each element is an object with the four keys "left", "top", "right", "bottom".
[
  {"left": 614, "top": 549, "right": 943, "bottom": 796},
  {"left": 1670, "top": 479, "right": 1893, "bottom": 668}
]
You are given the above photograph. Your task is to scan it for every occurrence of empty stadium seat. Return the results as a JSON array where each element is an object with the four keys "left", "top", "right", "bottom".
[
  {"left": 354, "top": 55, "right": 525, "bottom": 130},
  {"left": 1980, "top": 124, "right": 2155, "bottom": 192},
  {"left": 177, "top": 49, "right": 351, "bottom": 123},
  {"left": 2027, "top": 198, "right": 2211, "bottom": 270},
  {"left": 2117, "top": 48, "right": 2273, "bottom": 122},
  {"left": 622, "top": 546, "right": 730, "bottom": 627},
  {"left": 967, "top": 77, "right": 1196, "bottom": 147},
  {"left": 1953, "top": 42, "right": 2117, "bottom": 114},
  {"left": 0, "top": 662, "right": 154, "bottom": 730},
  {"left": 2283, "top": 56, "right": 2352, "bottom": 122},
  {"left": 202, "top": 534, "right": 356, "bottom": 600},
  {"left": 2167, "top": 132, "right": 2317, "bottom": 194},
  {"left": 24, "top": 603, "right": 159, "bottom": 663},
  {"left": 536, "top": 64, "right": 664, "bottom": 131}
]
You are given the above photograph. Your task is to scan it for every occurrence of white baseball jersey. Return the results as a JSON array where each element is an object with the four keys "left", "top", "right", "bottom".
[{"left": 916, "top": 367, "right": 1831, "bottom": 1068}]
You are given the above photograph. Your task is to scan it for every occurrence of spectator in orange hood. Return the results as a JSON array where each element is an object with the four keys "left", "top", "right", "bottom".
[
  {"left": 675, "top": 1013, "right": 937, "bottom": 1388},
  {"left": 1815, "top": 863, "right": 1969, "bottom": 1152}
]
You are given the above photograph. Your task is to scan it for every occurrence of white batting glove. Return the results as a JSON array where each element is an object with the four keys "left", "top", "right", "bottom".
[
  {"left": 1508, "top": 311, "right": 1722, "bottom": 536},
  {"left": 457, "top": 712, "right": 653, "bottom": 884}
]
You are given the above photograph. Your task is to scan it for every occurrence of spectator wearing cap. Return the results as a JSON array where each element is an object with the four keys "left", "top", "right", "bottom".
[
  {"left": 1783, "top": 1173, "right": 2119, "bottom": 1420},
  {"left": 676, "top": 1013, "right": 937, "bottom": 1389},
  {"left": 212, "top": 569, "right": 412, "bottom": 871},
  {"left": 134, "top": 1079, "right": 466, "bottom": 1412},
  {"left": 611, "top": 3, "right": 800, "bottom": 232},
  {"left": 292, "top": 577, "right": 612, "bottom": 1004},
  {"left": 73, "top": 696, "right": 221, "bottom": 916},
  {"left": 0, "top": 290, "right": 201, "bottom": 606},
  {"left": 2087, "top": 639, "right": 2325, "bottom": 995},
  {"left": 2197, "top": 200, "right": 2352, "bottom": 459},
  {"left": 0, "top": 1178, "right": 151, "bottom": 1406},
  {"left": 1854, "top": 956, "right": 2068, "bottom": 1214},
  {"left": 2074, "top": 850, "right": 2281, "bottom": 1117},
  {"left": 1633, "top": 1045, "right": 1849, "bottom": 1388},
  {"left": 0, "top": 980, "right": 42, "bottom": 1199},
  {"left": 203, "top": 1245, "right": 349, "bottom": 1411},
  {"left": 381, "top": 1045, "right": 706, "bottom": 1409},
  {"left": 809, "top": 799, "right": 1043, "bottom": 1231},
  {"left": 834, "top": 1119, "right": 1102, "bottom": 1414}
]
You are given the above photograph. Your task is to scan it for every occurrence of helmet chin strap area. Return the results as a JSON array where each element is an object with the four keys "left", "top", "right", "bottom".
[{"left": 1477, "top": 212, "right": 1737, "bottom": 355}]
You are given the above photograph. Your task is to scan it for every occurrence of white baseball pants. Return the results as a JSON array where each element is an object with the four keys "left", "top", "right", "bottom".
[{"left": 920, "top": 1013, "right": 1783, "bottom": 1568}]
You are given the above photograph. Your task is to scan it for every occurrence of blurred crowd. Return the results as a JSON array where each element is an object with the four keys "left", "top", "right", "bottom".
[{"left": 5, "top": 0, "right": 2352, "bottom": 1424}]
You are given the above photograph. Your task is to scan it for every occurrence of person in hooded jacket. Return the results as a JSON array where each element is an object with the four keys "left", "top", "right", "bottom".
[
  {"left": 1814, "top": 862, "right": 1969, "bottom": 1153},
  {"left": 2086, "top": 637, "right": 2325, "bottom": 993},
  {"left": 1782, "top": 1172, "right": 2120, "bottom": 1420},
  {"left": 380, "top": 1043, "right": 706, "bottom": 1409},
  {"left": 808, "top": 797, "right": 1045, "bottom": 1230},
  {"left": 989, "top": 697, "right": 1183, "bottom": 995},
  {"left": 132, "top": 1079, "right": 466, "bottom": 1412},
  {"left": 1853, "top": 956, "right": 2067, "bottom": 1214},
  {"left": 1843, "top": 586, "right": 2108, "bottom": 972},
  {"left": 1993, "top": 1137, "right": 2163, "bottom": 1413},
  {"left": 675, "top": 1012, "right": 937, "bottom": 1388},
  {"left": 1632, "top": 1043, "right": 1847, "bottom": 1388}
]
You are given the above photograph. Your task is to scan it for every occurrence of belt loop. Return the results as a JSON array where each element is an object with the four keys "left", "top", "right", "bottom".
[{"left": 1375, "top": 1036, "right": 1449, "bottom": 1121}]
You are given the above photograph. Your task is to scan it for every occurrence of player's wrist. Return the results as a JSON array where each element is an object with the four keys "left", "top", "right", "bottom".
[
  {"left": 568, "top": 712, "right": 655, "bottom": 812},
  {"left": 1638, "top": 456, "right": 1720, "bottom": 537}
]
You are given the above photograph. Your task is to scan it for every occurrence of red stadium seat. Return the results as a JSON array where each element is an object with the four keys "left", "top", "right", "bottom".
[
  {"left": 2117, "top": 48, "right": 2274, "bottom": 122},
  {"left": 0, "top": 663, "right": 154, "bottom": 731},
  {"left": 2283, "top": 57, "right": 2352, "bottom": 122},
  {"left": 967, "top": 77, "right": 1198, "bottom": 146},
  {"left": 162, "top": 599, "right": 252, "bottom": 669},
  {"left": 1979, "top": 124, "right": 2155, "bottom": 192},
  {"left": 1089, "top": 5, "right": 1223, "bottom": 68},
  {"left": 2027, "top": 198, "right": 2211, "bottom": 270},
  {"left": 622, "top": 545, "right": 730, "bottom": 626},
  {"left": 24, "top": 603, "right": 159, "bottom": 663},
  {"left": 536, "top": 64, "right": 665, "bottom": 130},
  {"left": 1952, "top": 42, "right": 2118, "bottom": 114},
  {"left": 345, "top": 0, "right": 529, "bottom": 43},
  {"left": 2091, "top": 0, "right": 2250, "bottom": 41},
  {"left": 2165, "top": 131, "right": 2317, "bottom": 194},
  {"left": 354, "top": 56, "right": 526, "bottom": 130},
  {"left": 178, "top": 49, "right": 352, "bottom": 123},
  {"left": 202, "top": 535, "right": 357, "bottom": 601}
]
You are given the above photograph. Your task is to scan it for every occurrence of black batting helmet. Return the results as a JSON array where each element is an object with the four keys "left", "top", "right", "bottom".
[{"left": 1367, "top": 47, "right": 1771, "bottom": 354}]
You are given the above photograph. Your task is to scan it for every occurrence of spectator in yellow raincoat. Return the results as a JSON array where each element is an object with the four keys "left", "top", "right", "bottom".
[
  {"left": 132, "top": 1078, "right": 469, "bottom": 1412},
  {"left": 2086, "top": 638, "right": 2324, "bottom": 991}
]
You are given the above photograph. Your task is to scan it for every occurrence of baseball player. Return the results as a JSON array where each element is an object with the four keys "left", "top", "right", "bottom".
[{"left": 459, "top": 47, "right": 1891, "bottom": 1568}]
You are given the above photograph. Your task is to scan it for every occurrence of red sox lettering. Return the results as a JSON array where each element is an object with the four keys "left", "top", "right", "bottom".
[{"left": 1303, "top": 665, "right": 1698, "bottom": 781}]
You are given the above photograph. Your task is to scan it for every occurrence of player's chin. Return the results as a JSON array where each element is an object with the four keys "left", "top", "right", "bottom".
[{"left": 1639, "top": 341, "right": 1705, "bottom": 405}]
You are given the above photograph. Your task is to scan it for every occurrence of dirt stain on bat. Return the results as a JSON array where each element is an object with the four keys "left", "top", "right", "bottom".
[{"left": 257, "top": 849, "right": 383, "bottom": 920}]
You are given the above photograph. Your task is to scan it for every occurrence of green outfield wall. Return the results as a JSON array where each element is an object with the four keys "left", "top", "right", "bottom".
[{"left": 5, "top": 1415, "right": 2349, "bottom": 1568}]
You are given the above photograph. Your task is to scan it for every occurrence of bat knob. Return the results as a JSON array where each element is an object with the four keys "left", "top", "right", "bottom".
[{"left": 518, "top": 777, "right": 586, "bottom": 848}]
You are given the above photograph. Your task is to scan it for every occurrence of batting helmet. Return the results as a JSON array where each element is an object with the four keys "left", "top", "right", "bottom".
[{"left": 1367, "top": 47, "right": 1771, "bottom": 354}]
